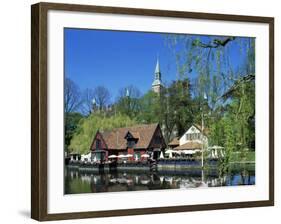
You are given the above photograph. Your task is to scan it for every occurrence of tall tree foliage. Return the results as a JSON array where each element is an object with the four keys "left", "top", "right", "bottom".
[
  {"left": 163, "top": 79, "right": 194, "bottom": 137},
  {"left": 166, "top": 34, "right": 255, "bottom": 151},
  {"left": 65, "top": 112, "right": 83, "bottom": 153},
  {"left": 115, "top": 85, "right": 142, "bottom": 118},
  {"left": 136, "top": 90, "right": 161, "bottom": 124},
  {"left": 69, "top": 113, "right": 137, "bottom": 154},
  {"left": 136, "top": 79, "right": 194, "bottom": 142}
]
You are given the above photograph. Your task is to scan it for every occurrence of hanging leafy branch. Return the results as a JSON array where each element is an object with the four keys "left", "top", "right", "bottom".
[
  {"left": 165, "top": 34, "right": 255, "bottom": 153},
  {"left": 220, "top": 74, "right": 255, "bottom": 100},
  {"left": 192, "top": 37, "right": 236, "bottom": 49}
]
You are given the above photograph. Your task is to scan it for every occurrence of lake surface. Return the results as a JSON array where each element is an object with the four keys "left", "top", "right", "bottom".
[{"left": 65, "top": 165, "right": 255, "bottom": 194}]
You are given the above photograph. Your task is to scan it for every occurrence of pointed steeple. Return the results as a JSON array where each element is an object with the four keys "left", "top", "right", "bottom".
[
  {"left": 126, "top": 88, "right": 130, "bottom": 97},
  {"left": 152, "top": 56, "right": 163, "bottom": 94},
  {"left": 155, "top": 58, "right": 160, "bottom": 75},
  {"left": 154, "top": 57, "right": 161, "bottom": 80}
]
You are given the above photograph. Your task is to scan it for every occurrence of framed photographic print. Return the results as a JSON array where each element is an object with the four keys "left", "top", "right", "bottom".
[{"left": 31, "top": 2, "right": 274, "bottom": 221}]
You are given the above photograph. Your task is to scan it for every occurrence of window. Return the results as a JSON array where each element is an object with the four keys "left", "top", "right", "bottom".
[
  {"left": 127, "top": 140, "right": 135, "bottom": 148},
  {"left": 191, "top": 133, "right": 196, "bottom": 140},
  {"left": 96, "top": 139, "right": 101, "bottom": 149}
]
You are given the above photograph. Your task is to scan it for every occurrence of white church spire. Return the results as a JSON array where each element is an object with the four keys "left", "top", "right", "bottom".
[{"left": 152, "top": 56, "right": 163, "bottom": 94}]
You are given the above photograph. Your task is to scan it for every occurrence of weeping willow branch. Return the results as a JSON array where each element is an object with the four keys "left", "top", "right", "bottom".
[
  {"left": 193, "top": 37, "right": 236, "bottom": 49},
  {"left": 220, "top": 74, "right": 255, "bottom": 100}
]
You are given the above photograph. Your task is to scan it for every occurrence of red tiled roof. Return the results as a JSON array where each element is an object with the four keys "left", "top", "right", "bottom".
[
  {"left": 100, "top": 123, "right": 159, "bottom": 150},
  {"left": 174, "top": 142, "right": 203, "bottom": 150}
]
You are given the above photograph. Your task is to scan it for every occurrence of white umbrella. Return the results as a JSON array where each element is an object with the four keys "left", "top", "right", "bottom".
[
  {"left": 220, "top": 151, "right": 225, "bottom": 157},
  {"left": 125, "top": 154, "right": 133, "bottom": 158},
  {"left": 117, "top": 154, "right": 126, "bottom": 158},
  {"left": 108, "top": 155, "right": 117, "bottom": 159},
  {"left": 208, "top": 145, "right": 224, "bottom": 150},
  {"left": 211, "top": 150, "right": 216, "bottom": 158},
  {"left": 140, "top": 179, "right": 150, "bottom": 185},
  {"left": 81, "top": 152, "right": 91, "bottom": 161},
  {"left": 214, "top": 150, "right": 218, "bottom": 158},
  {"left": 141, "top": 154, "right": 150, "bottom": 158},
  {"left": 81, "top": 155, "right": 86, "bottom": 161},
  {"left": 184, "top": 150, "right": 195, "bottom": 155},
  {"left": 86, "top": 152, "right": 91, "bottom": 157},
  {"left": 165, "top": 149, "right": 175, "bottom": 154}
]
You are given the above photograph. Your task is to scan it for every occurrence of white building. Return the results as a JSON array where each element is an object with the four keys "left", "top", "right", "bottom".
[{"left": 169, "top": 125, "right": 208, "bottom": 151}]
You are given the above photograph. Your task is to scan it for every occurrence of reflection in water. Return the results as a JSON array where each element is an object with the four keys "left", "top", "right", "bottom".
[{"left": 64, "top": 167, "right": 255, "bottom": 194}]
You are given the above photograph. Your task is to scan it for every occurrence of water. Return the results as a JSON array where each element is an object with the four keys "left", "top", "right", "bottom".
[{"left": 64, "top": 166, "right": 255, "bottom": 194}]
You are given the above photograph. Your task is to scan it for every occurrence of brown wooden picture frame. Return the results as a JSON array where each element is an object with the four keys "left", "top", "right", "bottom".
[{"left": 31, "top": 2, "right": 274, "bottom": 221}]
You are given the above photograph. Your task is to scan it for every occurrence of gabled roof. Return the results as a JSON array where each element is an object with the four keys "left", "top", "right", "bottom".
[
  {"left": 193, "top": 124, "right": 209, "bottom": 136},
  {"left": 179, "top": 124, "right": 209, "bottom": 140},
  {"left": 99, "top": 123, "right": 160, "bottom": 150}
]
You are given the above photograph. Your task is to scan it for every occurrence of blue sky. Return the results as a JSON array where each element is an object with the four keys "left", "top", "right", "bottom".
[{"left": 64, "top": 28, "right": 252, "bottom": 102}]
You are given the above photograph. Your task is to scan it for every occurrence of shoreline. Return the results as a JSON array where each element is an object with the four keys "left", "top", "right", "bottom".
[{"left": 66, "top": 160, "right": 255, "bottom": 173}]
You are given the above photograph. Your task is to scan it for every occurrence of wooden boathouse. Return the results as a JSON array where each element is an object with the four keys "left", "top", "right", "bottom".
[{"left": 90, "top": 123, "right": 166, "bottom": 162}]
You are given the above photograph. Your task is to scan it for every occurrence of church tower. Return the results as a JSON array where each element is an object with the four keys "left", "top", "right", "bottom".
[{"left": 152, "top": 58, "right": 163, "bottom": 94}]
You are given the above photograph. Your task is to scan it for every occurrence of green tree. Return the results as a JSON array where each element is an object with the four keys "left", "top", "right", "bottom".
[
  {"left": 166, "top": 79, "right": 194, "bottom": 136},
  {"left": 65, "top": 112, "right": 84, "bottom": 153},
  {"left": 136, "top": 90, "right": 161, "bottom": 124},
  {"left": 166, "top": 34, "right": 255, "bottom": 154},
  {"left": 115, "top": 85, "right": 142, "bottom": 118},
  {"left": 69, "top": 113, "right": 137, "bottom": 154}
]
